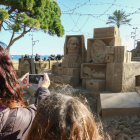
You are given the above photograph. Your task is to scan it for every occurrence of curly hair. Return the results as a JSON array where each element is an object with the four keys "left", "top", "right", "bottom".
[
  {"left": 26, "top": 93, "right": 110, "bottom": 140},
  {"left": 0, "top": 42, "right": 25, "bottom": 108}
]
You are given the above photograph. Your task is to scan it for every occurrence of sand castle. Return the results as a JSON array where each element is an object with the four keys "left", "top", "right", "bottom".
[
  {"left": 18, "top": 27, "right": 140, "bottom": 117},
  {"left": 49, "top": 27, "right": 140, "bottom": 92}
]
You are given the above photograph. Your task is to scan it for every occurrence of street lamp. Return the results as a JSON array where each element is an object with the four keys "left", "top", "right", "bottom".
[
  {"left": 131, "top": 27, "right": 138, "bottom": 49},
  {"left": 29, "top": 31, "right": 39, "bottom": 55}
]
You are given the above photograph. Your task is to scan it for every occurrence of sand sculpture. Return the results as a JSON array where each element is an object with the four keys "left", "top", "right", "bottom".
[
  {"left": 50, "top": 27, "right": 140, "bottom": 92},
  {"left": 49, "top": 35, "right": 86, "bottom": 87},
  {"left": 18, "top": 56, "right": 35, "bottom": 77},
  {"left": 131, "top": 42, "right": 140, "bottom": 61},
  {"left": 91, "top": 40, "right": 107, "bottom": 63},
  {"left": 61, "top": 37, "right": 82, "bottom": 68},
  {"left": 18, "top": 56, "right": 59, "bottom": 77}
]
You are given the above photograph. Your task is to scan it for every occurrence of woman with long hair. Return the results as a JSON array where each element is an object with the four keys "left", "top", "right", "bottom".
[
  {"left": 0, "top": 42, "right": 50, "bottom": 140},
  {"left": 26, "top": 93, "right": 109, "bottom": 140}
]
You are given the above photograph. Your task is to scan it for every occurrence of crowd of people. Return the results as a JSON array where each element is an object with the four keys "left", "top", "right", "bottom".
[
  {"left": 0, "top": 42, "right": 110, "bottom": 140},
  {"left": 23, "top": 54, "right": 64, "bottom": 62}
]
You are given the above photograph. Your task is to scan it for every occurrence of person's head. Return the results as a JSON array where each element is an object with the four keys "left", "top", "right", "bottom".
[
  {"left": 67, "top": 37, "right": 80, "bottom": 55},
  {"left": 26, "top": 93, "right": 105, "bottom": 140},
  {"left": 36, "top": 54, "right": 38, "bottom": 56},
  {"left": 0, "top": 42, "right": 25, "bottom": 108}
]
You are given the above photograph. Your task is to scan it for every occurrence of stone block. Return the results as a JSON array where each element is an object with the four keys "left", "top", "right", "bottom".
[
  {"left": 67, "top": 68, "right": 80, "bottom": 76},
  {"left": 52, "top": 65, "right": 58, "bottom": 74},
  {"left": 82, "top": 79, "right": 86, "bottom": 88},
  {"left": 106, "top": 63, "right": 138, "bottom": 92},
  {"left": 58, "top": 67, "right": 64, "bottom": 75},
  {"left": 105, "top": 46, "right": 114, "bottom": 63},
  {"left": 97, "top": 92, "right": 140, "bottom": 117},
  {"left": 109, "top": 37, "right": 122, "bottom": 46},
  {"left": 106, "top": 46, "right": 114, "bottom": 54},
  {"left": 122, "top": 63, "right": 135, "bottom": 91},
  {"left": 86, "top": 79, "right": 105, "bottom": 92},
  {"left": 63, "top": 67, "right": 68, "bottom": 75},
  {"left": 126, "top": 52, "right": 132, "bottom": 63},
  {"left": 106, "top": 63, "right": 123, "bottom": 92},
  {"left": 114, "top": 46, "right": 127, "bottom": 63},
  {"left": 106, "top": 54, "right": 114, "bottom": 63},
  {"left": 94, "top": 27, "right": 119, "bottom": 38}
]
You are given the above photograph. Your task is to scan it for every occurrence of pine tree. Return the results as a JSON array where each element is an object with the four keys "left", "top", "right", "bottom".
[{"left": 0, "top": 0, "right": 64, "bottom": 49}]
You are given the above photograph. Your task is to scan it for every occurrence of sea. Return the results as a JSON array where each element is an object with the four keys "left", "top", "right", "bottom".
[{"left": 10, "top": 55, "right": 49, "bottom": 60}]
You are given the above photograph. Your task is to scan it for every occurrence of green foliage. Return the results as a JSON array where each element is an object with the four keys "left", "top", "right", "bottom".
[
  {"left": 0, "top": 8, "right": 9, "bottom": 21},
  {"left": 0, "top": 0, "right": 64, "bottom": 36},
  {"left": 106, "top": 10, "right": 131, "bottom": 28}
]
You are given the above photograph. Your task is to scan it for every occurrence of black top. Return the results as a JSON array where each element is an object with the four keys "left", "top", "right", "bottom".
[{"left": 35, "top": 56, "right": 40, "bottom": 61}]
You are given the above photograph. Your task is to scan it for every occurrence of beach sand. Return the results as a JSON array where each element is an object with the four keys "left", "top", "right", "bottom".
[{"left": 11, "top": 60, "right": 18, "bottom": 63}]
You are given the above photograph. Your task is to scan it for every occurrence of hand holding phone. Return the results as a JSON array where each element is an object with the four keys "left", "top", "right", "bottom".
[
  {"left": 18, "top": 73, "right": 32, "bottom": 88},
  {"left": 38, "top": 73, "right": 50, "bottom": 88},
  {"left": 27, "top": 74, "right": 44, "bottom": 85}
]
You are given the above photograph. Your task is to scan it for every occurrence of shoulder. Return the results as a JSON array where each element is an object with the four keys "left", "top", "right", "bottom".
[{"left": 0, "top": 106, "right": 36, "bottom": 139}]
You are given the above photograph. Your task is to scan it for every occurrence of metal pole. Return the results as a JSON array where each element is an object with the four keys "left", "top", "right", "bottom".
[
  {"left": 131, "top": 27, "right": 138, "bottom": 49},
  {"left": 133, "top": 27, "right": 138, "bottom": 49},
  {"left": 29, "top": 31, "right": 39, "bottom": 56},
  {"left": 32, "top": 32, "right": 33, "bottom": 55}
]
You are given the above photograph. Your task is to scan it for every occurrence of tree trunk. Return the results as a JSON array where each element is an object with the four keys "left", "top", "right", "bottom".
[{"left": 0, "top": 21, "right": 3, "bottom": 32}]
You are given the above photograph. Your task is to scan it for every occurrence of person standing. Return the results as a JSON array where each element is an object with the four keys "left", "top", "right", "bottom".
[
  {"left": 35, "top": 54, "right": 40, "bottom": 61},
  {"left": 0, "top": 42, "right": 51, "bottom": 140}
]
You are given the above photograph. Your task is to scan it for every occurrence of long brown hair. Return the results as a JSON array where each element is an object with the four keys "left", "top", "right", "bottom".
[
  {"left": 0, "top": 42, "right": 25, "bottom": 108},
  {"left": 26, "top": 93, "right": 108, "bottom": 140}
]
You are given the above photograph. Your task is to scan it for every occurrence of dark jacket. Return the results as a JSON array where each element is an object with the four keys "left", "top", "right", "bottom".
[
  {"left": 0, "top": 87, "right": 50, "bottom": 140},
  {"left": 35, "top": 56, "right": 40, "bottom": 61}
]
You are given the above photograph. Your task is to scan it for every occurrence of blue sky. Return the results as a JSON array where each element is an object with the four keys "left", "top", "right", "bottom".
[{"left": 0, "top": 0, "right": 140, "bottom": 55}]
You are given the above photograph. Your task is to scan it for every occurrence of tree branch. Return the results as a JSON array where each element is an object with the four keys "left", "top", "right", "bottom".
[
  {"left": 8, "top": 7, "right": 16, "bottom": 15},
  {"left": 2, "top": 24, "right": 10, "bottom": 31},
  {"left": 9, "top": 31, "right": 15, "bottom": 45},
  {"left": 7, "top": 27, "right": 32, "bottom": 50},
  {"left": 0, "top": 21, "right": 3, "bottom": 32}
]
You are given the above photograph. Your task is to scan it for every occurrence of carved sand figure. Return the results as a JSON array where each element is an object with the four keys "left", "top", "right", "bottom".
[
  {"left": 18, "top": 56, "right": 31, "bottom": 77},
  {"left": 83, "top": 66, "right": 105, "bottom": 79},
  {"left": 83, "top": 66, "right": 95, "bottom": 77},
  {"left": 61, "top": 37, "right": 82, "bottom": 68},
  {"left": 91, "top": 40, "right": 107, "bottom": 63}
]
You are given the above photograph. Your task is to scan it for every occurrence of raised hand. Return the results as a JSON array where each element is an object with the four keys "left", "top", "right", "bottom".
[
  {"left": 38, "top": 73, "right": 50, "bottom": 88},
  {"left": 18, "top": 73, "right": 32, "bottom": 88}
]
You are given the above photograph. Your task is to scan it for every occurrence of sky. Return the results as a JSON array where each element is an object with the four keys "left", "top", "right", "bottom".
[{"left": 0, "top": 0, "right": 140, "bottom": 55}]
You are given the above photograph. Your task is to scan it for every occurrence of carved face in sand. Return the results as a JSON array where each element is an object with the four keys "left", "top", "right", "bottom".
[
  {"left": 91, "top": 40, "right": 107, "bottom": 63},
  {"left": 67, "top": 37, "right": 80, "bottom": 61}
]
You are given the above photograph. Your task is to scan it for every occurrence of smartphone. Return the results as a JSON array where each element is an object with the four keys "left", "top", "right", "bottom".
[{"left": 27, "top": 74, "right": 44, "bottom": 85}]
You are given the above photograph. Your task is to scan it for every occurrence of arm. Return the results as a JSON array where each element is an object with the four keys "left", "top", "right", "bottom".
[
  {"left": 35, "top": 73, "right": 50, "bottom": 105},
  {"left": 35, "top": 87, "right": 50, "bottom": 105},
  {"left": 18, "top": 73, "right": 50, "bottom": 105}
]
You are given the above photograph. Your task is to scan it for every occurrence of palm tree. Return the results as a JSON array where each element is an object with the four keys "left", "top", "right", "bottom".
[{"left": 106, "top": 10, "right": 131, "bottom": 28}]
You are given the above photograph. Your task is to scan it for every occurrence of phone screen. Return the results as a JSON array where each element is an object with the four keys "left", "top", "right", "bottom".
[{"left": 29, "top": 74, "right": 44, "bottom": 84}]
